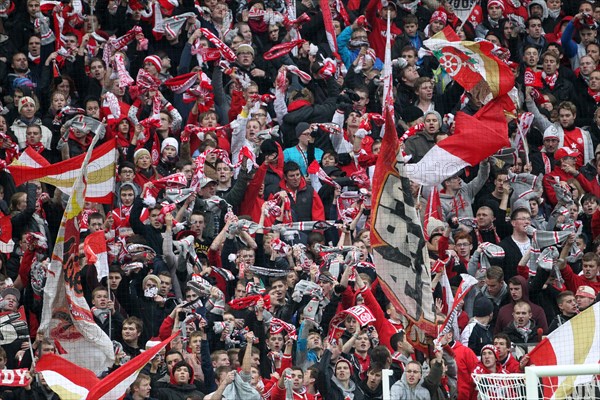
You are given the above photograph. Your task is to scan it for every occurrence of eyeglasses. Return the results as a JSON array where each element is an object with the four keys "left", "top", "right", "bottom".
[
  {"left": 455, "top": 243, "right": 471, "bottom": 247},
  {"left": 255, "top": 113, "right": 267, "bottom": 117}
]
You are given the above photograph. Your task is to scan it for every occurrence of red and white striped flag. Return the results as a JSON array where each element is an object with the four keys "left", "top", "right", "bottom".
[
  {"left": 8, "top": 139, "right": 117, "bottom": 204},
  {"left": 405, "top": 94, "right": 513, "bottom": 186},
  {"left": 83, "top": 230, "right": 109, "bottom": 281},
  {"left": 37, "top": 331, "right": 180, "bottom": 399}
]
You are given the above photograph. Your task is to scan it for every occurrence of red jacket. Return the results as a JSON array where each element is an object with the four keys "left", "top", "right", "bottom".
[
  {"left": 359, "top": 285, "right": 398, "bottom": 352},
  {"left": 365, "top": 0, "right": 402, "bottom": 60},
  {"left": 279, "top": 177, "right": 325, "bottom": 221},
  {"left": 451, "top": 340, "right": 479, "bottom": 400},
  {"left": 576, "top": 173, "right": 600, "bottom": 199},
  {"left": 239, "top": 162, "right": 267, "bottom": 223},
  {"left": 542, "top": 167, "right": 572, "bottom": 206},
  {"left": 501, "top": 352, "right": 521, "bottom": 373},
  {"left": 562, "top": 264, "right": 600, "bottom": 294}
]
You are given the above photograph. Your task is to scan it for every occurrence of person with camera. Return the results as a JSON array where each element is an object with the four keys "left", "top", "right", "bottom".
[{"left": 283, "top": 123, "right": 323, "bottom": 177}]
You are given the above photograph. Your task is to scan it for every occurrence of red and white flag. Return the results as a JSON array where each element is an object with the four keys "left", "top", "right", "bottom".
[
  {"left": 319, "top": 0, "right": 339, "bottom": 59},
  {"left": 36, "top": 331, "right": 179, "bottom": 399},
  {"left": 528, "top": 303, "right": 600, "bottom": 399},
  {"left": 405, "top": 94, "right": 513, "bottom": 186},
  {"left": 83, "top": 230, "right": 109, "bottom": 281},
  {"left": 38, "top": 134, "right": 114, "bottom": 375},
  {"left": 424, "top": 35, "right": 514, "bottom": 104},
  {"left": 370, "top": 96, "right": 437, "bottom": 338},
  {"left": 8, "top": 139, "right": 117, "bottom": 204}
]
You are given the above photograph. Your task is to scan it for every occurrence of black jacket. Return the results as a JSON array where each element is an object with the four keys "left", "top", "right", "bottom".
[
  {"left": 130, "top": 196, "right": 165, "bottom": 255},
  {"left": 499, "top": 236, "right": 527, "bottom": 283},
  {"left": 280, "top": 79, "right": 341, "bottom": 149}
]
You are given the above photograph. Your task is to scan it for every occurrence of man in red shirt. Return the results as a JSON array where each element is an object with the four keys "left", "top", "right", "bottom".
[{"left": 559, "top": 241, "right": 600, "bottom": 294}]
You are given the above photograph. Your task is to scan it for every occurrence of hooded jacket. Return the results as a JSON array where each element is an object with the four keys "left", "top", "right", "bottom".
[
  {"left": 156, "top": 362, "right": 205, "bottom": 400},
  {"left": 280, "top": 79, "right": 341, "bottom": 148},
  {"left": 439, "top": 161, "right": 490, "bottom": 220},
  {"left": 495, "top": 275, "right": 549, "bottom": 334},
  {"left": 527, "top": 0, "right": 548, "bottom": 20},
  {"left": 390, "top": 369, "right": 430, "bottom": 400},
  {"left": 317, "top": 350, "right": 365, "bottom": 400},
  {"left": 451, "top": 340, "right": 479, "bottom": 400}
]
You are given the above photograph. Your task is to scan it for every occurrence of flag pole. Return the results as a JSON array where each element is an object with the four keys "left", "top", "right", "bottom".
[
  {"left": 28, "top": 336, "right": 37, "bottom": 368},
  {"left": 108, "top": 289, "right": 112, "bottom": 340}
]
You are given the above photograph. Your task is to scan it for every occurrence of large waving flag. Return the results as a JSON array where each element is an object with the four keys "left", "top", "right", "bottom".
[
  {"left": 405, "top": 94, "right": 513, "bottom": 186},
  {"left": 38, "top": 134, "right": 114, "bottom": 375},
  {"left": 424, "top": 35, "right": 514, "bottom": 104},
  {"left": 528, "top": 303, "right": 600, "bottom": 399},
  {"left": 371, "top": 83, "right": 437, "bottom": 336},
  {"left": 37, "top": 331, "right": 179, "bottom": 399},
  {"left": 8, "top": 139, "right": 117, "bottom": 204}
]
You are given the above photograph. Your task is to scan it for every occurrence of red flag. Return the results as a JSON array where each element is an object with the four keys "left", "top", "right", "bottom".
[
  {"left": 37, "top": 331, "right": 180, "bottom": 399},
  {"left": 83, "top": 230, "right": 109, "bottom": 281},
  {"left": 319, "top": 0, "right": 339, "bottom": 58},
  {"left": 370, "top": 102, "right": 437, "bottom": 337},
  {"left": 405, "top": 94, "right": 513, "bottom": 186}
]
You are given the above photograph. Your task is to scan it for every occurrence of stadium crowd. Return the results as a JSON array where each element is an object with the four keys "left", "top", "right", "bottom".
[{"left": 0, "top": 0, "right": 600, "bottom": 398}]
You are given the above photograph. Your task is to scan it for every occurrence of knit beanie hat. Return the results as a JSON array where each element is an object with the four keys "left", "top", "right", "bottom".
[
  {"left": 134, "top": 148, "right": 151, "bottom": 165},
  {"left": 295, "top": 122, "right": 311, "bottom": 138},
  {"left": 481, "top": 344, "right": 499, "bottom": 360},
  {"left": 144, "top": 55, "right": 162, "bottom": 72},
  {"left": 260, "top": 138, "right": 279, "bottom": 156},
  {"left": 473, "top": 296, "right": 494, "bottom": 317},
  {"left": 423, "top": 110, "right": 442, "bottom": 124},
  {"left": 335, "top": 357, "right": 354, "bottom": 375},
  {"left": 161, "top": 137, "right": 179, "bottom": 153}
]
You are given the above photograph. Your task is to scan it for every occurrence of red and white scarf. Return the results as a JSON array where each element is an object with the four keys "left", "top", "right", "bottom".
[
  {"left": 589, "top": 87, "right": 600, "bottom": 103},
  {"left": 542, "top": 71, "right": 558, "bottom": 90}
]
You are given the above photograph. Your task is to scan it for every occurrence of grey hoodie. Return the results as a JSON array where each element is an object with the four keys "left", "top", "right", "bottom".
[
  {"left": 527, "top": 0, "right": 548, "bottom": 20},
  {"left": 222, "top": 371, "right": 262, "bottom": 400},
  {"left": 332, "top": 376, "right": 358, "bottom": 400},
  {"left": 390, "top": 371, "right": 431, "bottom": 400},
  {"left": 439, "top": 161, "right": 490, "bottom": 220}
]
